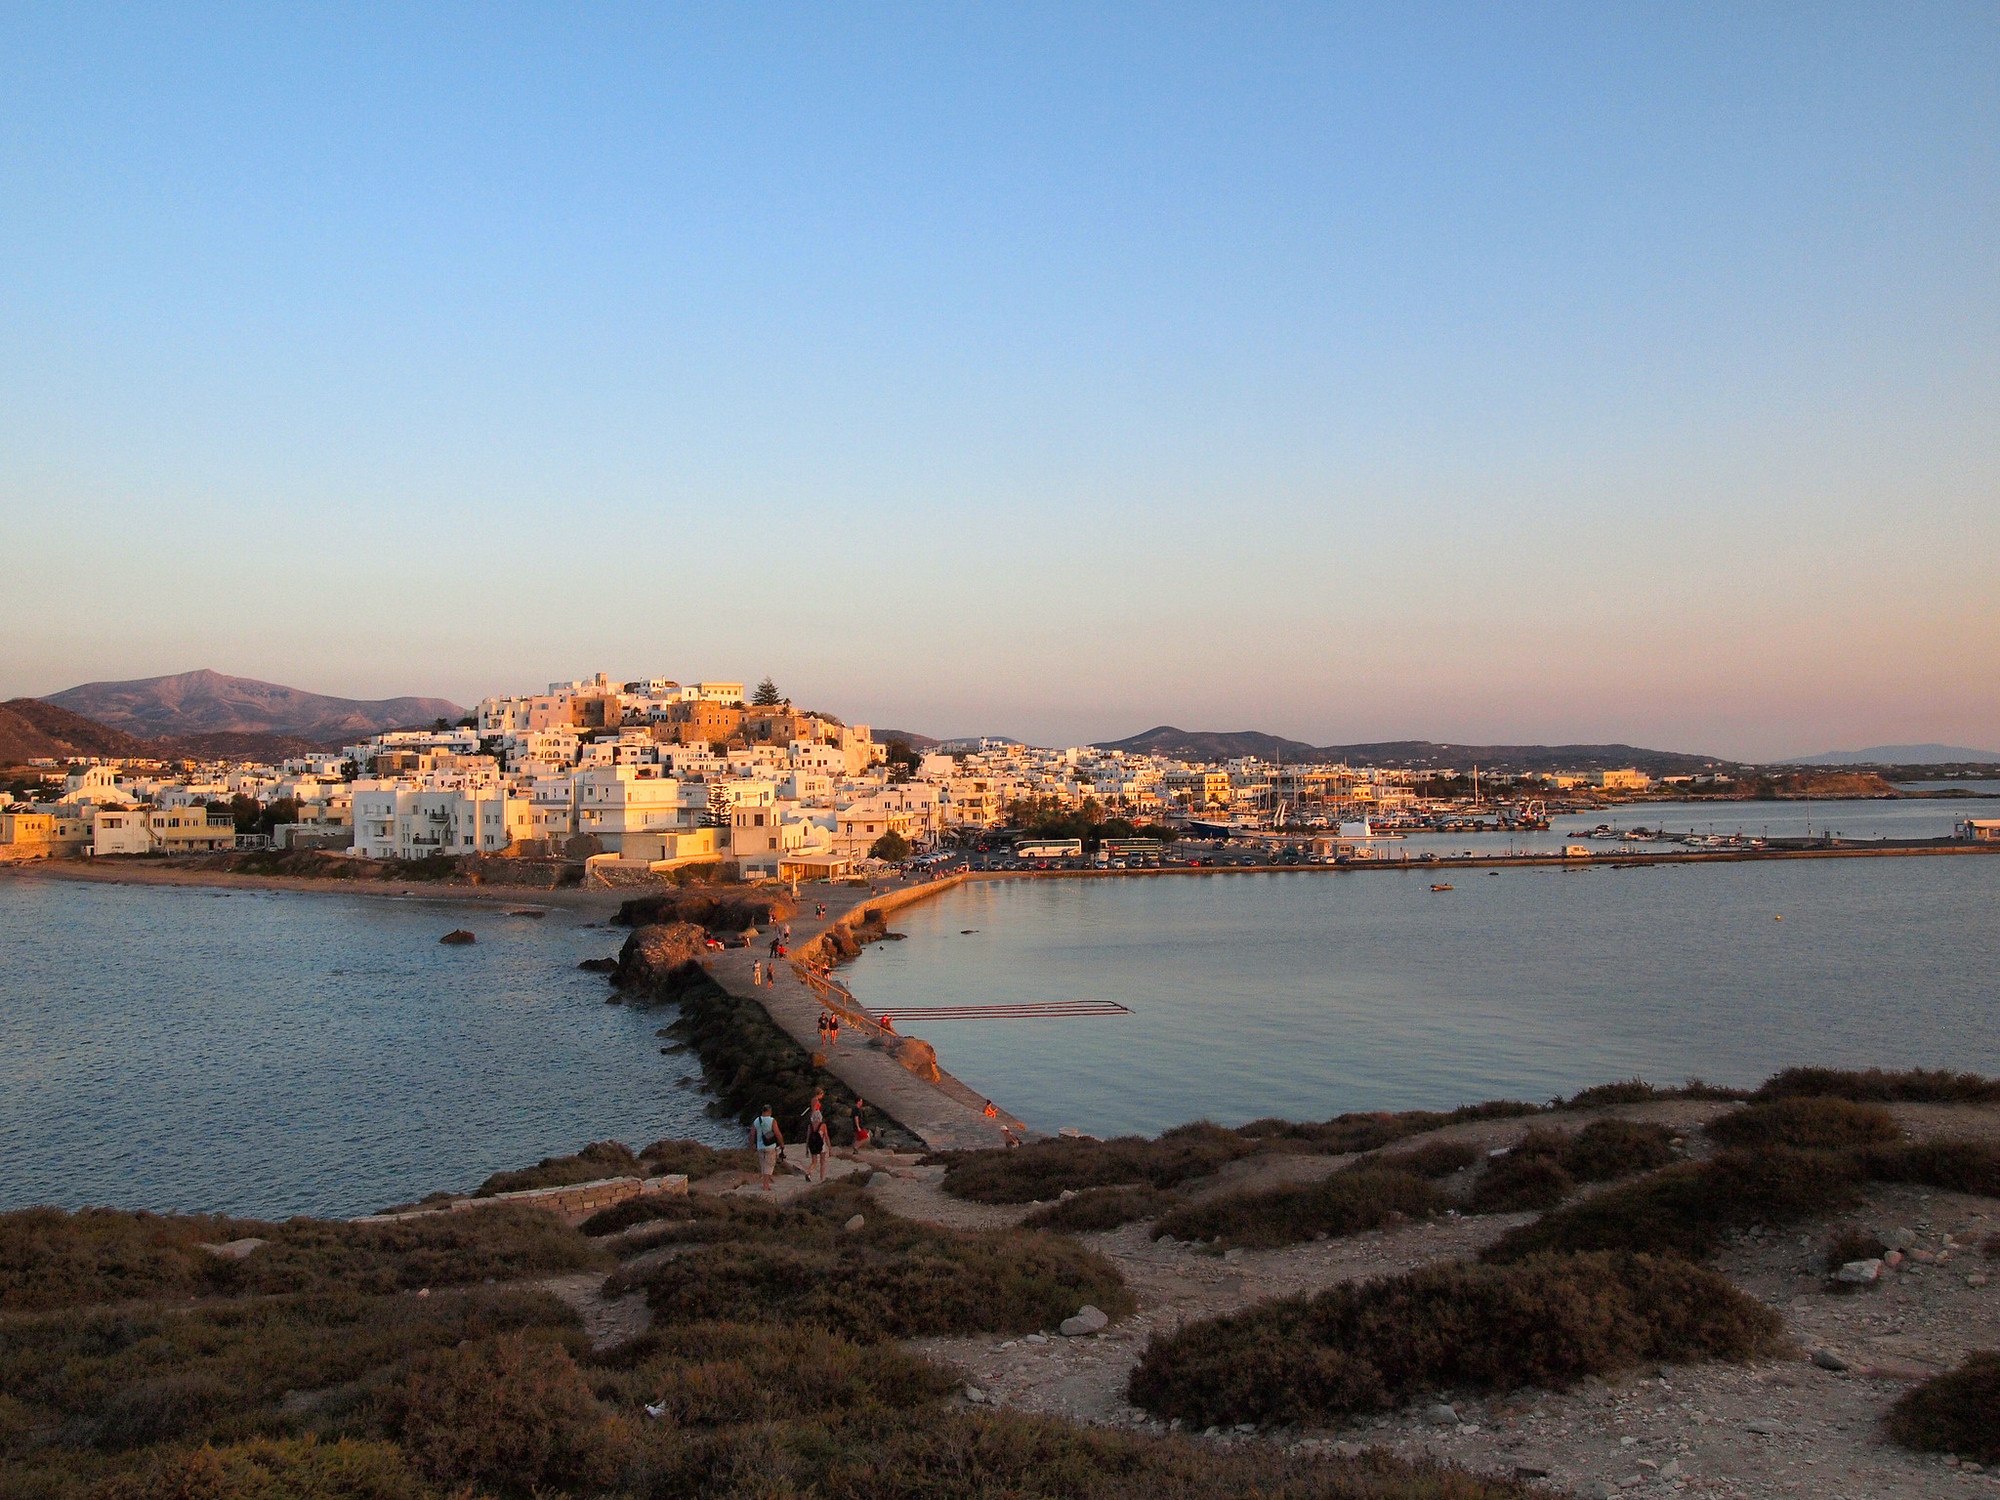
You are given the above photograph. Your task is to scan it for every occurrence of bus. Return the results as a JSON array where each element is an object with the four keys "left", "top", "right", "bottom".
[
  {"left": 1098, "top": 838, "right": 1167, "bottom": 864},
  {"left": 1014, "top": 838, "right": 1084, "bottom": 860}
]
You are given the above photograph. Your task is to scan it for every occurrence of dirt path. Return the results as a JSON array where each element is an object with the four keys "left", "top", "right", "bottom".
[{"left": 873, "top": 1102, "right": 2000, "bottom": 1500}]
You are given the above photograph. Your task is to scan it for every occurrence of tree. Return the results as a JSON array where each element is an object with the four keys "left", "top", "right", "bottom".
[
  {"left": 870, "top": 829, "right": 912, "bottom": 862},
  {"left": 884, "top": 739, "right": 921, "bottom": 782},
  {"left": 751, "top": 677, "right": 784, "bottom": 707}
]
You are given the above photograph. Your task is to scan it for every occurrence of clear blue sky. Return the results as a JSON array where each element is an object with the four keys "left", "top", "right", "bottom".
[{"left": 3, "top": 4, "right": 1995, "bottom": 759}]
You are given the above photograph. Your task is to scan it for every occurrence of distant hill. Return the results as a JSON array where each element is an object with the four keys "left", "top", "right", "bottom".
[
  {"left": 45, "top": 669, "right": 464, "bottom": 744},
  {"left": 1094, "top": 726, "right": 1734, "bottom": 775},
  {"left": 874, "top": 728, "right": 941, "bottom": 750},
  {"left": 1094, "top": 726, "right": 1325, "bottom": 762},
  {"left": 1787, "top": 744, "right": 2000, "bottom": 766},
  {"left": 0, "top": 699, "right": 153, "bottom": 762}
]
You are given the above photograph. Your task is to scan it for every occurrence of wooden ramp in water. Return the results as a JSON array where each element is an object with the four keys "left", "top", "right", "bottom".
[{"left": 878, "top": 1000, "right": 1131, "bottom": 1021}]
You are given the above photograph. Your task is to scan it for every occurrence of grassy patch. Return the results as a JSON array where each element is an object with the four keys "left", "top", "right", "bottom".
[
  {"left": 1706, "top": 1098, "right": 1901, "bottom": 1151},
  {"left": 1886, "top": 1351, "right": 2000, "bottom": 1464},
  {"left": 1562, "top": 1119, "right": 1679, "bottom": 1182},
  {"left": 1756, "top": 1067, "right": 2000, "bottom": 1105},
  {"left": 607, "top": 1185, "right": 1130, "bottom": 1340},
  {"left": 1156, "top": 1171, "right": 1445, "bottom": 1250},
  {"left": 1482, "top": 1148, "right": 1862, "bottom": 1264},
  {"left": 1128, "top": 1251, "right": 1782, "bottom": 1429},
  {"left": 1022, "top": 1186, "right": 1178, "bottom": 1233}
]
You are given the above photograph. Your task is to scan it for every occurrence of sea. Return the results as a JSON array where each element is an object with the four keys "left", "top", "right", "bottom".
[
  {"left": 851, "top": 800, "right": 2000, "bottom": 1139},
  {"left": 0, "top": 879, "right": 735, "bottom": 1220}
]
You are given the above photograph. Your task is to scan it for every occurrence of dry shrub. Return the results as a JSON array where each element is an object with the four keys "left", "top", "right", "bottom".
[
  {"left": 0, "top": 1207, "right": 256, "bottom": 1312},
  {"left": 638, "top": 1138, "right": 759, "bottom": 1180},
  {"left": 1561, "top": 1078, "right": 1745, "bottom": 1109},
  {"left": 595, "top": 1319, "right": 956, "bottom": 1426},
  {"left": 1154, "top": 1171, "right": 1445, "bottom": 1250},
  {"left": 1023, "top": 1185, "right": 1178, "bottom": 1233},
  {"left": 1238, "top": 1101, "right": 1543, "bottom": 1156},
  {"left": 1470, "top": 1147, "right": 1575, "bottom": 1214},
  {"left": 612, "top": 1186, "right": 1130, "bottom": 1340},
  {"left": 1707, "top": 1098, "right": 1900, "bottom": 1151},
  {"left": 1482, "top": 1148, "right": 1862, "bottom": 1264},
  {"left": 475, "top": 1138, "right": 644, "bottom": 1195},
  {"left": 1886, "top": 1351, "right": 2000, "bottom": 1464},
  {"left": 1854, "top": 1141, "right": 2000, "bottom": 1198},
  {"left": 1563, "top": 1119, "right": 1678, "bottom": 1182},
  {"left": 1368, "top": 1141, "right": 1481, "bottom": 1179},
  {"left": 1757, "top": 1067, "right": 2000, "bottom": 1105},
  {"left": 392, "top": 1333, "right": 627, "bottom": 1495},
  {"left": 0, "top": 1286, "right": 578, "bottom": 1454},
  {"left": 934, "top": 1124, "right": 1258, "bottom": 1204},
  {"left": 1127, "top": 1252, "right": 1781, "bottom": 1429},
  {"left": 86, "top": 1438, "right": 437, "bottom": 1500}
]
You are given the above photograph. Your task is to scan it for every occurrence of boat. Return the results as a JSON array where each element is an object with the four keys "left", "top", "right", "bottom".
[{"left": 1430, "top": 882, "right": 1453, "bottom": 892}]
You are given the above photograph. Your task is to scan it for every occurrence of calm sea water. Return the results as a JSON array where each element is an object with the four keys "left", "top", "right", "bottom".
[
  {"left": 853, "top": 813, "right": 2000, "bottom": 1139},
  {"left": 0, "top": 879, "right": 733, "bottom": 1220}
]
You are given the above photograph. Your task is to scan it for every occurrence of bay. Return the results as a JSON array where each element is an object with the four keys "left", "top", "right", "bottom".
[
  {"left": 0, "top": 879, "right": 732, "bottom": 1219},
  {"left": 852, "top": 826, "right": 2000, "bottom": 1139}
]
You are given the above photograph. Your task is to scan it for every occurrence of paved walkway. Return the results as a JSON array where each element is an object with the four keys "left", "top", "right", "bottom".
[{"left": 704, "top": 874, "right": 1023, "bottom": 1153}]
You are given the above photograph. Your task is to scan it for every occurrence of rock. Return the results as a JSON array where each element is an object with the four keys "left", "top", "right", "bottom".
[
  {"left": 1659, "top": 1459, "right": 1681, "bottom": 1480},
  {"left": 1586, "top": 1484, "right": 1615, "bottom": 1500},
  {"left": 1061, "top": 1305, "right": 1110, "bottom": 1337},
  {"left": 1025, "top": 1333, "right": 1048, "bottom": 1345},
  {"left": 844, "top": 1214, "right": 865, "bottom": 1233},
  {"left": 1616, "top": 1475, "right": 1645, "bottom": 1490},
  {"left": 1744, "top": 1418, "right": 1787, "bottom": 1435},
  {"left": 614, "top": 923, "right": 710, "bottom": 989},
  {"left": 578, "top": 957, "right": 619, "bottom": 973},
  {"left": 1834, "top": 1258, "right": 1883, "bottom": 1284},
  {"left": 1911, "top": 1248, "right": 1938, "bottom": 1265},
  {"left": 1424, "top": 1403, "right": 1460, "bottom": 1426},
  {"left": 964, "top": 1386, "right": 987, "bottom": 1404},
  {"left": 1514, "top": 1465, "right": 1552, "bottom": 1480},
  {"left": 1883, "top": 1249, "right": 1904, "bottom": 1268},
  {"left": 1059, "top": 1189, "right": 1077, "bottom": 1201},
  {"left": 1968, "top": 1273, "right": 1989, "bottom": 1289},
  {"left": 1233, "top": 1423, "right": 1256, "bottom": 1435},
  {"left": 439, "top": 929, "right": 475, "bottom": 945},
  {"left": 889, "top": 1036, "right": 942, "bottom": 1082},
  {"left": 198, "top": 1237, "right": 266, "bottom": 1259},
  {"left": 1620, "top": 1436, "right": 1639, "bottom": 1448},
  {"left": 1884, "top": 1227, "right": 1917, "bottom": 1250},
  {"left": 1812, "top": 1348, "right": 1851, "bottom": 1371}
]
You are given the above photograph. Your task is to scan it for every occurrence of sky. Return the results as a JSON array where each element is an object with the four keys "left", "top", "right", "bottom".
[{"left": 2, "top": 4, "right": 1995, "bottom": 761}]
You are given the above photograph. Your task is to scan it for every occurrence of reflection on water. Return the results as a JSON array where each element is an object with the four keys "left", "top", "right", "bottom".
[
  {"left": 0, "top": 880, "right": 732, "bottom": 1218},
  {"left": 852, "top": 841, "right": 2000, "bottom": 1139}
]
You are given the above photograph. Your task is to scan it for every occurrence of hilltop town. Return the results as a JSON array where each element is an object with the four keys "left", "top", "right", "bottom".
[{"left": 0, "top": 669, "right": 1942, "bottom": 875}]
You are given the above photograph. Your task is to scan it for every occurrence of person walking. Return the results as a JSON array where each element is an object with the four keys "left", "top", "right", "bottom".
[
  {"left": 751, "top": 959, "right": 763, "bottom": 987},
  {"left": 751, "top": 1105, "right": 784, "bottom": 1191},
  {"left": 802, "top": 1089, "right": 830, "bottom": 1182},
  {"left": 826, "top": 1012, "right": 840, "bottom": 1050},
  {"left": 850, "top": 1095, "right": 869, "bottom": 1148}
]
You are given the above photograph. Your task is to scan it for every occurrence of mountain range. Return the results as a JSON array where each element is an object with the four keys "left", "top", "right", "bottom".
[
  {"left": 44, "top": 670, "right": 464, "bottom": 745},
  {"left": 1092, "top": 725, "right": 1738, "bottom": 775},
  {"left": 1786, "top": 744, "right": 2000, "bottom": 766}
]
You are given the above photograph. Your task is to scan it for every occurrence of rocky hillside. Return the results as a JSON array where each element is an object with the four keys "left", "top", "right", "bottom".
[
  {"left": 0, "top": 698, "right": 152, "bottom": 762},
  {"left": 45, "top": 668, "right": 463, "bottom": 742}
]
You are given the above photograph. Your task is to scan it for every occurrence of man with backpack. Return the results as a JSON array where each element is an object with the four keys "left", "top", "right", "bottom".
[{"left": 751, "top": 1104, "right": 785, "bottom": 1190}]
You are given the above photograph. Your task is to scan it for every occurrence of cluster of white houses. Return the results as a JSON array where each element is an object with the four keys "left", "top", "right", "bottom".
[{"left": 1, "top": 669, "right": 1695, "bottom": 871}]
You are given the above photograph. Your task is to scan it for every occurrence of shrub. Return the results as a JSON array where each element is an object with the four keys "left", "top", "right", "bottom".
[
  {"left": 611, "top": 1186, "right": 1131, "bottom": 1340},
  {"left": 1560, "top": 1078, "right": 1746, "bottom": 1109},
  {"left": 935, "top": 1124, "right": 1258, "bottom": 1204},
  {"left": 1757, "top": 1067, "right": 2000, "bottom": 1105},
  {"left": 1023, "top": 1186, "right": 1178, "bottom": 1233},
  {"left": 1367, "top": 1141, "right": 1480, "bottom": 1180},
  {"left": 1707, "top": 1098, "right": 1901, "bottom": 1151},
  {"left": 0, "top": 1204, "right": 597, "bottom": 1312},
  {"left": 1886, "top": 1351, "right": 2000, "bottom": 1464},
  {"left": 1562, "top": 1119, "right": 1678, "bottom": 1182},
  {"left": 392, "top": 1333, "right": 627, "bottom": 1495},
  {"left": 638, "top": 1138, "right": 759, "bottom": 1181},
  {"left": 1236, "top": 1101, "right": 1542, "bottom": 1156},
  {"left": 86, "top": 1438, "right": 439, "bottom": 1500},
  {"left": 0, "top": 1287, "right": 578, "bottom": 1453},
  {"left": 1469, "top": 1148, "right": 1575, "bottom": 1215},
  {"left": 1483, "top": 1148, "right": 1862, "bottom": 1264},
  {"left": 1153, "top": 1170, "right": 1444, "bottom": 1250},
  {"left": 1854, "top": 1140, "right": 2000, "bottom": 1198},
  {"left": 1128, "top": 1252, "right": 1781, "bottom": 1428},
  {"left": 475, "top": 1139, "right": 643, "bottom": 1195}
]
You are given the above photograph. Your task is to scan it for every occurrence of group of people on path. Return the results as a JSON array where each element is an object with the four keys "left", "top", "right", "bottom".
[
  {"left": 816, "top": 1010, "right": 842, "bottom": 1050},
  {"left": 751, "top": 1091, "right": 871, "bottom": 1189}
]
